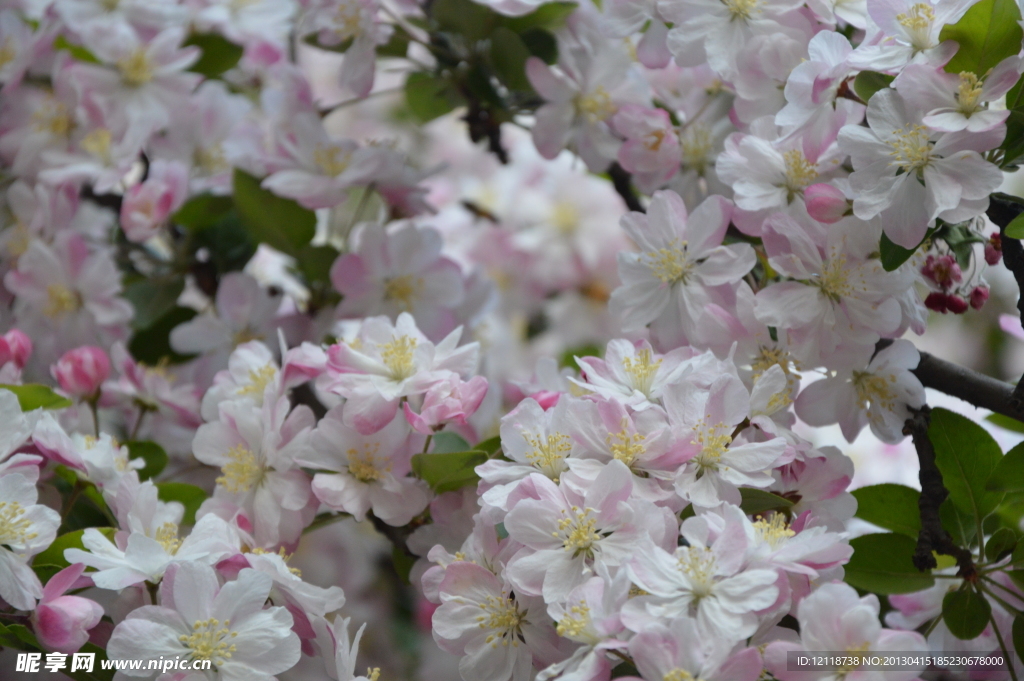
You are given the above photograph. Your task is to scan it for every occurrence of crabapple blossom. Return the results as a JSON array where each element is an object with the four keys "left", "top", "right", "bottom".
[
  {"left": 0, "top": 473, "right": 60, "bottom": 611},
  {"left": 52, "top": 346, "right": 110, "bottom": 398},
  {"left": 30, "top": 563, "right": 104, "bottom": 654}
]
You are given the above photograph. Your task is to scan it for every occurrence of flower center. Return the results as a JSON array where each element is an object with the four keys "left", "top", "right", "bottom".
[
  {"left": 0, "top": 39, "right": 16, "bottom": 69},
  {"left": 194, "top": 144, "right": 229, "bottom": 174},
  {"left": 314, "top": 145, "right": 351, "bottom": 176},
  {"left": 555, "top": 600, "right": 591, "bottom": 639},
  {"left": 551, "top": 202, "right": 579, "bottom": 235},
  {"left": 606, "top": 424, "right": 645, "bottom": 467},
  {"left": 347, "top": 443, "right": 389, "bottom": 483},
  {"left": 556, "top": 506, "right": 603, "bottom": 558},
  {"left": 681, "top": 125, "right": 713, "bottom": 173},
  {"left": 955, "top": 72, "right": 984, "bottom": 114},
  {"left": 0, "top": 501, "right": 37, "bottom": 547},
  {"left": 236, "top": 364, "right": 278, "bottom": 399},
  {"left": 475, "top": 594, "right": 524, "bottom": 648},
  {"left": 783, "top": 149, "right": 818, "bottom": 200},
  {"left": 155, "top": 522, "right": 182, "bottom": 554},
  {"left": 643, "top": 241, "right": 691, "bottom": 284},
  {"left": 665, "top": 671, "right": 699, "bottom": 681},
  {"left": 852, "top": 370, "right": 897, "bottom": 411},
  {"left": 380, "top": 335, "right": 417, "bottom": 381},
  {"left": 752, "top": 513, "right": 795, "bottom": 548},
  {"left": 577, "top": 86, "right": 616, "bottom": 123},
  {"left": 723, "top": 0, "right": 762, "bottom": 20},
  {"left": 45, "top": 284, "right": 82, "bottom": 318},
  {"left": 816, "top": 254, "right": 855, "bottom": 301},
  {"left": 888, "top": 124, "right": 933, "bottom": 173},
  {"left": 692, "top": 421, "right": 732, "bottom": 474},
  {"left": 383, "top": 275, "right": 420, "bottom": 311},
  {"left": 896, "top": 3, "right": 935, "bottom": 50},
  {"left": 80, "top": 128, "right": 112, "bottom": 162},
  {"left": 523, "top": 431, "right": 572, "bottom": 480},
  {"left": 32, "top": 99, "right": 74, "bottom": 137},
  {"left": 216, "top": 445, "right": 263, "bottom": 493},
  {"left": 117, "top": 49, "right": 154, "bottom": 87},
  {"left": 180, "top": 618, "right": 238, "bottom": 666},
  {"left": 645, "top": 129, "right": 668, "bottom": 151},
  {"left": 621, "top": 348, "right": 663, "bottom": 395},
  {"left": 677, "top": 545, "right": 717, "bottom": 598}
]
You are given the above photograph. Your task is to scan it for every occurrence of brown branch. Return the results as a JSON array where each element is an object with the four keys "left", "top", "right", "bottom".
[
  {"left": 608, "top": 162, "right": 644, "bottom": 214},
  {"left": 988, "top": 194, "right": 1024, "bottom": 408},
  {"left": 903, "top": 406, "right": 976, "bottom": 579}
]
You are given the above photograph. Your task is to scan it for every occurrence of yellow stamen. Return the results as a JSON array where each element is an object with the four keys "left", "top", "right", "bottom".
[
  {"left": 216, "top": 445, "right": 263, "bottom": 493},
  {"left": 179, "top": 618, "right": 238, "bottom": 665}
]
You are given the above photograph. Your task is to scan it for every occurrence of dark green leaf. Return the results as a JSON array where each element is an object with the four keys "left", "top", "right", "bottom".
[
  {"left": 941, "top": 497, "right": 977, "bottom": 547},
  {"left": 930, "top": 407, "right": 1004, "bottom": 519},
  {"left": 432, "top": 431, "right": 472, "bottom": 454},
  {"left": 156, "top": 482, "right": 208, "bottom": 525},
  {"left": 476, "top": 435, "right": 503, "bottom": 456},
  {"left": 33, "top": 528, "right": 116, "bottom": 570},
  {"left": 986, "top": 412, "right": 1024, "bottom": 433},
  {"left": 1005, "top": 213, "right": 1024, "bottom": 239},
  {"left": 122, "top": 277, "right": 185, "bottom": 331},
  {"left": 738, "top": 488, "right": 794, "bottom": 516},
  {"left": 377, "top": 28, "right": 411, "bottom": 58},
  {"left": 296, "top": 244, "right": 340, "bottom": 285},
  {"left": 988, "top": 441, "right": 1024, "bottom": 492},
  {"left": 519, "top": 28, "right": 558, "bottom": 63},
  {"left": 0, "top": 383, "right": 73, "bottom": 410},
  {"left": 233, "top": 169, "right": 317, "bottom": 256},
  {"left": 853, "top": 484, "right": 922, "bottom": 537},
  {"left": 501, "top": 2, "right": 577, "bottom": 31},
  {"left": 844, "top": 533, "right": 935, "bottom": 594},
  {"left": 1001, "top": 75, "right": 1024, "bottom": 168},
  {"left": 0, "top": 622, "right": 35, "bottom": 650},
  {"left": 1013, "top": 614, "right": 1024, "bottom": 659},
  {"left": 432, "top": 0, "right": 500, "bottom": 40},
  {"left": 853, "top": 71, "right": 894, "bottom": 103},
  {"left": 942, "top": 587, "right": 992, "bottom": 640},
  {"left": 173, "top": 193, "right": 235, "bottom": 231},
  {"left": 404, "top": 72, "right": 464, "bottom": 123},
  {"left": 184, "top": 32, "right": 244, "bottom": 78},
  {"left": 127, "top": 440, "right": 168, "bottom": 481},
  {"left": 67, "top": 642, "right": 115, "bottom": 681},
  {"left": 560, "top": 343, "right": 603, "bottom": 370},
  {"left": 985, "top": 526, "right": 1017, "bottom": 561},
  {"left": 490, "top": 27, "right": 533, "bottom": 91},
  {"left": 391, "top": 544, "right": 415, "bottom": 584},
  {"left": 879, "top": 229, "right": 932, "bottom": 271},
  {"left": 412, "top": 450, "right": 488, "bottom": 493},
  {"left": 939, "top": 0, "right": 1023, "bottom": 77},
  {"left": 189, "top": 210, "right": 256, "bottom": 274},
  {"left": 128, "top": 305, "right": 198, "bottom": 365}
]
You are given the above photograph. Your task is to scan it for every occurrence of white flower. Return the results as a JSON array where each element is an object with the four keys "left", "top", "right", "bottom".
[{"left": 0, "top": 473, "right": 60, "bottom": 610}]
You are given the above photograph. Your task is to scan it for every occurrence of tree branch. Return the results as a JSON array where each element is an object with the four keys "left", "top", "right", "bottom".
[
  {"left": 987, "top": 194, "right": 1024, "bottom": 408},
  {"left": 607, "top": 162, "right": 644, "bottom": 214},
  {"left": 903, "top": 406, "right": 976, "bottom": 579}
]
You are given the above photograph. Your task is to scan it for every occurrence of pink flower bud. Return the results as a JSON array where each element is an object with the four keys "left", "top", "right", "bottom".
[
  {"left": 403, "top": 375, "right": 489, "bottom": 435},
  {"left": 970, "top": 285, "right": 990, "bottom": 310},
  {"left": 804, "top": 183, "right": 849, "bottom": 224},
  {"left": 52, "top": 346, "right": 110, "bottom": 398},
  {"left": 529, "top": 390, "right": 561, "bottom": 410},
  {"left": 0, "top": 329, "right": 32, "bottom": 368},
  {"left": 985, "top": 234, "right": 1003, "bottom": 265},
  {"left": 921, "top": 254, "right": 961, "bottom": 290},
  {"left": 946, "top": 294, "right": 968, "bottom": 314},
  {"left": 31, "top": 564, "right": 103, "bottom": 654},
  {"left": 924, "top": 292, "right": 948, "bottom": 313}
]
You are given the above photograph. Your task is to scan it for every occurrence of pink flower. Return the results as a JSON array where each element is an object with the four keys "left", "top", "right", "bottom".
[
  {"left": 804, "top": 183, "right": 849, "bottom": 224},
  {"left": 31, "top": 563, "right": 103, "bottom": 654},
  {"left": 0, "top": 329, "right": 32, "bottom": 368},
  {"left": 119, "top": 159, "right": 189, "bottom": 242},
  {"left": 613, "top": 105, "right": 681, "bottom": 191},
  {"left": 403, "top": 374, "right": 488, "bottom": 435},
  {"left": 52, "top": 346, "right": 111, "bottom": 398}
]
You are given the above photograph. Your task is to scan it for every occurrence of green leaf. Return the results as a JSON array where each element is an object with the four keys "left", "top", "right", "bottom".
[
  {"left": 519, "top": 28, "right": 558, "bottom": 63},
  {"left": 0, "top": 384, "right": 73, "bottom": 410},
  {"left": 53, "top": 35, "right": 100, "bottom": 63},
  {"left": 844, "top": 533, "right": 935, "bottom": 594},
  {"left": 988, "top": 441, "right": 1024, "bottom": 492},
  {"left": 156, "top": 482, "right": 208, "bottom": 525},
  {"left": 377, "top": 28, "right": 411, "bottom": 58},
  {"left": 1002, "top": 75, "right": 1024, "bottom": 168},
  {"left": 941, "top": 497, "right": 977, "bottom": 547},
  {"left": 184, "top": 32, "right": 244, "bottom": 78},
  {"left": 412, "top": 450, "right": 488, "bottom": 493},
  {"left": 189, "top": 210, "right": 256, "bottom": 274},
  {"left": 853, "top": 484, "right": 922, "bottom": 537},
  {"left": 476, "top": 435, "right": 503, "bottom": 456},
  {"left": 560, "top": 343, "right": 603, "bottom": 370},
  {"left": 495, "top": 521, "right": 509, "bottom": 539},
  {"left": 879, "top": 229, "right": 933, "bottom": 271},
  {"left": 128, "top": 305, "right": 198, "bottom": 365},
  {"left": 939, "top": 0, "right": 1023, "bottom": 77},
  {"left": 930, "top": 407, "right": 1005, "bottom": 519},
  {"left": 127, "top": 440, "right": 168, "bottom": 481},
  {"left": 490, "top": 27, "right": 533, "bottom": 91},
  {"left": 738, "top": 488, "right": 794, "bottom": 516},
  {"left": 432, "top": 431, "right": 472, "bottom": 454},
  {"left": 0, "top": 622, "right": 35, "bottom": 650},
  {"left": 432, "top": 0, "right": 500, "bottom": 40},
  {"left": 296, "top": 244, "right": 339, "bottom": 285},
  {"left": 1014, "top": 614, "right": 1024, "bottom": 658},
  {"left": 986, "top": 412, "right": 1024, "bottom": 433},
  {"left": 404, "top": 72, "right": 465, "bottom": 123},
  {"left": 501, "top": 2, "right": 577, "bottom": 31},
  {"left": 173, "top": 193, "right": 235, "bottom": 231},
  {"left": 122, "top": 277, "right": 185, "bottom": 330},
  {"left": 985, "top": 526, "right": 1018, "bottom": 561},
  {"left": 233, "top": 169, "right": 317, "bottom": 256},
  {"left": 942, "top": 587, "right": 992, "bottom": 640},
  {"left": 853, "top": 71, "right": 894, "bottom": 102},
  {"left": 392, "top": 544, "right": 415, "bottom": 584},
  {"left": 1006, "top": 213, "right": 1024, "bottom": 239},
  {"left": 32, "top": 528, "right": 117, "bottom": 570}
]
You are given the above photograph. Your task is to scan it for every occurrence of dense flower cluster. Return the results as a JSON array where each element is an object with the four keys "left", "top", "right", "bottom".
[{"left": 0, "top": 0, "right": 1023, "bottom": 679}]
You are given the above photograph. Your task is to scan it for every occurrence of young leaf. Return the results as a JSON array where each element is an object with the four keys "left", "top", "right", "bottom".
[
  {"left": 1006, "top": 213, "right": 1024, "bottom": 239},
  {"left": 938, "top": 0, "right": 1023, "bottom": 77},
  {"left": 233, "top": 169, "right": 317, "bottom": 256},
  {"left": 156, "top": 482, "right": 208, "bottom": 525},
  {"left": 172, "top": 193, "right": 235, "bottom": 231},
  {"left": 942, "top": 588, "right": 992, "bottom": 640},
  {"left": 184, "top": 33, "right": 244, "bottom": 78},
  {"left": 852, "top": 484, "right": 922, "bottom": 537},
  {"left": 127, "top": 440, "right": 169, "bottom": 481},
  {"left": 987, "top": 441, "right": 1024, "bottom": 493},
  {"left": 930, "top": 407, "right": 1004, "bottom": 520},
  {"left": 853, "top": 71, "right": 894, "bottom": 103},
  {"left": 122, "top": 277, "right": 186, "bottom": 331},
  {"left": 411, "top": 450, "right": 488, "bottom": 493},
  {"left": 941, "top": 497, "right": 977, "bottom": 547},
  {"left": 986, "top": 412, "right": 1024, "bottom": 433},
  {"left": 844, "top": 533, "right": 935, "bottom": 594},
  {"left": 404, "top": 72, "right": 465, "bottom": 123},
  {"left": 490, "top": 27, "right": 533, "bottom": 92},
  {"left": 432, "top": 431, "right": 472, "bottom": 454},
  {"left": 738, "top": 488, "right": 794, "bottom": 516},
  {"left": 32, "top": 528, "right": 116, "bottom": 570},
  {"left": 0, "top": 384, "right": 73, "bottom": 411},
  {"left": 128, "top": 305, "right": 198, "bottom": 365},
  {"left": 984, "top": 526, "right": 1017, "bottom": 561}
]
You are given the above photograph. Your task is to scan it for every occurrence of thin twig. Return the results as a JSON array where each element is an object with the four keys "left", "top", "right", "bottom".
[
  {"left": 988, "top": 194, "right": 1024, "bottom": 408},
  {"left": 607, "top": 162, "right": 644, "bottom": 213}
]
